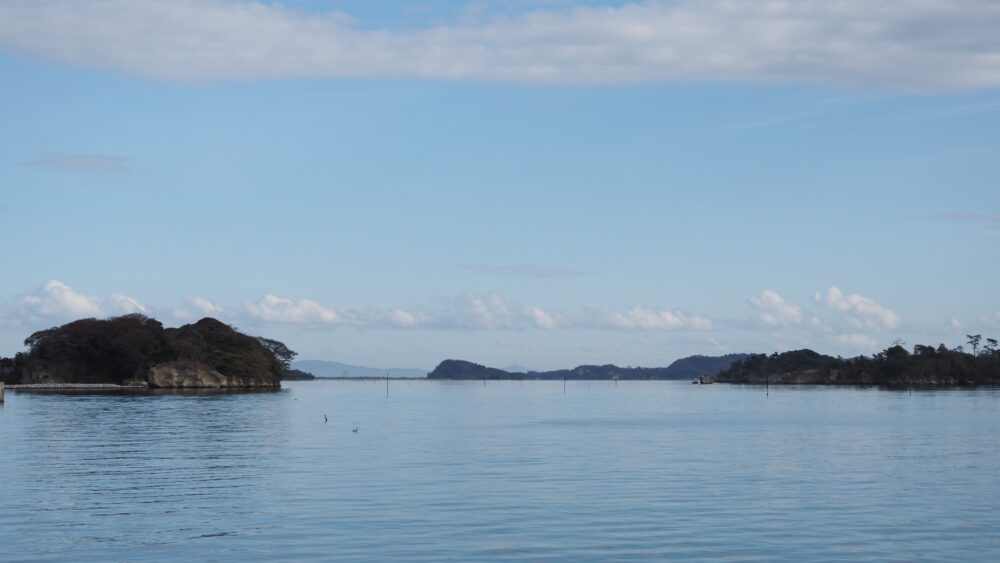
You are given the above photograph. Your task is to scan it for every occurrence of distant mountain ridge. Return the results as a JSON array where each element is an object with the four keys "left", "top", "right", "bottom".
[
  {"left": 427, "top": 354, "right": 749, "bottom": 380},
  {"left": 292, "top": 360, "right": 428, "bottom": 379}
]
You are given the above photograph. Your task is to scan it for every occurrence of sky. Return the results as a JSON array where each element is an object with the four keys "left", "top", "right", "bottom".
[{"left": 1, "top": 0, "right": 999, "bottom": 370}]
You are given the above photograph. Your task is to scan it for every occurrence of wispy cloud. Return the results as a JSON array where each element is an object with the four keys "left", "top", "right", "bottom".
[
  {"left": 29, "top": 153, "right": 129, "bottom": 175},
  {"left": 745, "top": 287, "right": 906, "bottom": 354},
  {"left": 11, "top": 280, "right": 146, "bottom": 324},
  {"left": 925, "top": 212, "right": 1000, "bottom": 227},
  {"left": 835, "top": 333, "right": 879, "bottom": 350},
  {"left": 245, "top": 294, "right": 345, "bottom": 324},
  {"left": 603, "top": 307, "right": 712, "bottom": 331},
  {"left": 171, "top": 297, "right": 225, "bottom": 321},
  {"left": 814, "top": 286, "right": 900, "bottom": 330},
  {"left": 1, "top": 0, "right": 1000, "bottom": 90},
  {"left": 749, "top": 289, "right": 803, "bottom": 328},
  {"left": 461, "top": 264, "right": 586, "bottom": 278},
  {"left": 239, "top": 291, "right": 713, "bottom": 333}
]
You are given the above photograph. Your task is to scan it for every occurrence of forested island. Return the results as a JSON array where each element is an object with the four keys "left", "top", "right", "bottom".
[
  {"left": 3, "top": 316, "right": 997, "bottom": 390},
  {"left": 717, "top": 338, "right": 1000, "bottom": 387},
  {"left": 0, "top": 314, "right": 296, "bottom": 389},
  {"left": 427, "top": 354, "right": 749, "bottom": 381},
  {"left": 429, "top": 338, "right": 1000, "bottom": 388}
]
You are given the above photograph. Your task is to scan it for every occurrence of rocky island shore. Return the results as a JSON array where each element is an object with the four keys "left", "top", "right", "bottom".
[{"left": 0, "top": 315, "right": 294, "bottom": 389}]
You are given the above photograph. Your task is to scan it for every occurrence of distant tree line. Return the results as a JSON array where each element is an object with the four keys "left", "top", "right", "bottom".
[{"left": 717, "top": 336, "right": 1000, "bottom": 387}]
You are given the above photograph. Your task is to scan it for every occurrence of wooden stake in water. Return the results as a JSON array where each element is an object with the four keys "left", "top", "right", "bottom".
[
  {"left": 386, "top": 372, "right": 389, "bottom": 397},
  {"left": 563, "top": 376, "right": 566, "bottom": 394},
  {"left": 0, "top": 382, "right": 4, "bottom": 404}
]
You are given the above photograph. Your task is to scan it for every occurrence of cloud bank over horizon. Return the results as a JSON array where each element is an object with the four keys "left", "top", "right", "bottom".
[
  {"left": 2, "top": 279, "right": 990, "bottom": 363},
  {"left": 1, "top": 0, "right": 999, "bottom": 91}
]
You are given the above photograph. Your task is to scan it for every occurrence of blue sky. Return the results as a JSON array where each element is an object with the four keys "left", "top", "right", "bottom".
[{"left": 2, "top": 0, "right": 999, "bottom": 369}]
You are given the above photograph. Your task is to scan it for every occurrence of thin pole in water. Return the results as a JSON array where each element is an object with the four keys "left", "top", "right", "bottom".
[
  {"left": 1, "top": 382, "right": 4, "bottom": 404},
  {"left": 563, "top": 376, "right": 566, "bottom": 394},
  {"left": 386, "top": 372, "right": 389, "bottom": 397}
]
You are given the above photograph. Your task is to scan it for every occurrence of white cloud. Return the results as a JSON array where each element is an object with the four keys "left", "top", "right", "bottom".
[
  {"left": 109, "top": 293, "right": 147, "bottom": 315},
  {"left": 170, "top": 298, "right": 224, "bottom": 323},
  {"left": 10, "top": 280, "right": 148, "bottom": 324},
  {"left": 244, "top": 294, "right": 342, "bottom": 324},
  {"left": 604, "top": 307, "right": 712, "bottom": 331},
  {"left": 814, "top": 286, "right": 900, "bottom": 330},
  {"left": 835, "top": 333, "right": 879, "bottom": 349},
  {"left": 454, "top": 293, "right": 515, "bottom": 329},
  {"left": 387, "top": 309, "right": 420, "bottom": 328},
  {"left": 1, "top": 0, "right": 999, "bottom": 90},
  {"left": 19, "top": 280, "right": 103, "bottom": 319},
  {"left": 750, "top": 289, "right": 802, "bottom": 327},
  {"left": 234, "top": 291, "right": 713, "bottom": 332},
  {"left": 189, "top": 297, "right": 224, "bottom": 315},
  {"left": 524, "top": 305, "right": 558, "bottom": 330}
]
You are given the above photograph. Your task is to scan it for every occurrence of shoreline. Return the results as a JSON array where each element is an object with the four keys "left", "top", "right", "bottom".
[
  {"left": 7, "top": 383, "right": 280, "bottom": 392},
  {"left": 8, "top": 383, "right": 149, "bottom": 390}
]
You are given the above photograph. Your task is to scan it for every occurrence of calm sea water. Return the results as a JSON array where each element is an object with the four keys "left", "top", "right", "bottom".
[{"left": 1, "top": 381, "right": 999, "bottom": 561}]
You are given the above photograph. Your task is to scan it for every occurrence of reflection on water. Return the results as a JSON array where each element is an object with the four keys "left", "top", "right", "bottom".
[{"left": 1, "top": 382, "right": 999, "bottom": 561}]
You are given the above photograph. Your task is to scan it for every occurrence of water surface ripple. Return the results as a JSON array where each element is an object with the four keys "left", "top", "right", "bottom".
[{"left": 1, "top": 381, "right": 999, "bottom": 561}]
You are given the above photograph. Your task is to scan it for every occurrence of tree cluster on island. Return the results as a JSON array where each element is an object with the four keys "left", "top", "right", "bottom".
[
  {"left": 0, "top": 314, "right": 299, "bottom": 388},
  {"left": 716, "top": 335, "right": 1000, "bottom": 387},
  {"left": 427, "top": 354, "right": 750, "bottom": 381}
]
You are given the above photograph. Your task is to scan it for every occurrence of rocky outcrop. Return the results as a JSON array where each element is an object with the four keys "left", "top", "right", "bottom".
[{"left": 148, "top": 360, "right": 278, "bottom": 389}]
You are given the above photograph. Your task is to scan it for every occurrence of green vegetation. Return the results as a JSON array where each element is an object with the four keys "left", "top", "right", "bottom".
[
  {"left": 284, "top": 368, "right": 317, "bottom": 381},
  {"left": 717, "top": 338, "right": 1000, "bottom": 387},
  {"left": 0, "top": 315, "right": 292, "bottom": 387}
]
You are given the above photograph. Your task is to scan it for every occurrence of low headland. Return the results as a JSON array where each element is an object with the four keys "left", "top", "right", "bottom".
[
  {"left": 427, "top": 354, "right": 749, "bottom": 381},
  {"left": 428, "top": 338, "right": 1000, "bottom": 387},
  {"left": 0, "top": 314, "right": 297, "bottom": 389}
]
